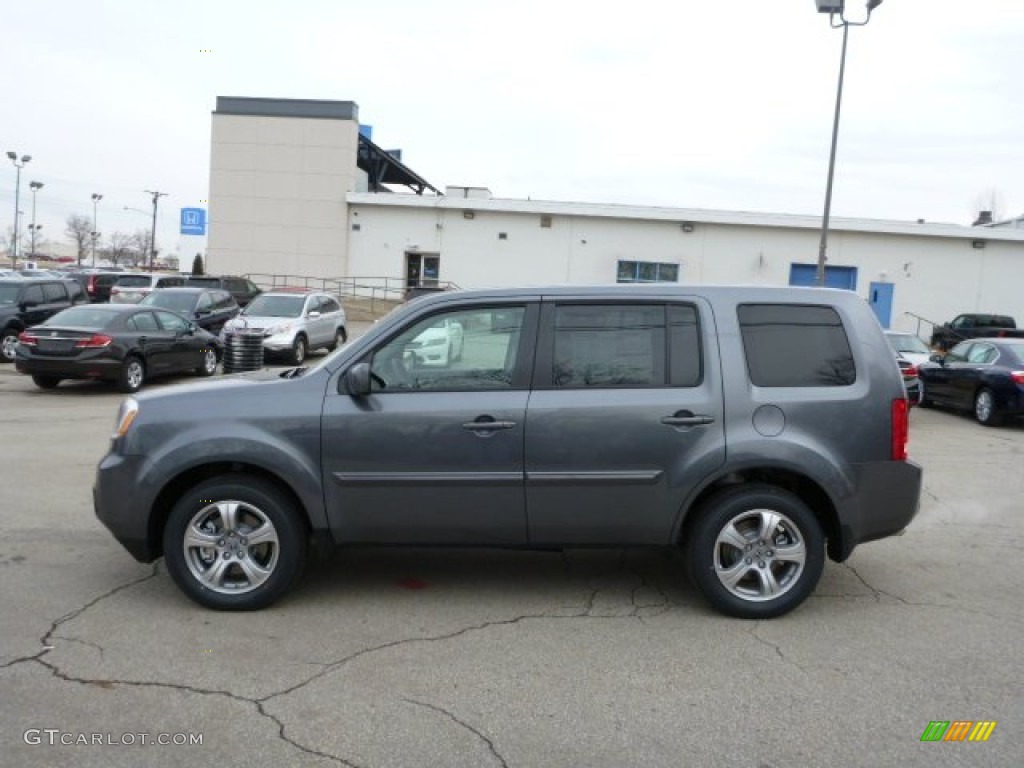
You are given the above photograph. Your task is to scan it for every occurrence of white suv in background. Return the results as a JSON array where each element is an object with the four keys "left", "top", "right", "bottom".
[
  {"left": 109, "top": 273, "right": 186, "bottom": 304},
  {"left": 220, "top": 289, "right": 347, "bottom": 364}
]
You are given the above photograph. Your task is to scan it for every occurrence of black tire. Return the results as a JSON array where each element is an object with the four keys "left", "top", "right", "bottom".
[
  {"left": 1, "top": 327, "right": 20, "bottom": 363},
  {"left": 31, "top": 375, "right": 61, "bottom": 390},
  {"left": 195, "top": 347, "right": 219, "bottom": 377},
  {"left": 288, "top": 335, "right": 307, "bottom": 365},
  {"left": 118, "top": 356, "right": 146, "bottom": 393},
  {"left": 974, "top": 387, "right": 1003, "bottom": 427},
  {"left": 162, "top": 475, "right": 307, "bottom": 610},
  {"left": 686, "top": 484, "right": 825, "bottom": 619},
  {"left": 325, "top": 327, "right": 347, "bottom": 352}
]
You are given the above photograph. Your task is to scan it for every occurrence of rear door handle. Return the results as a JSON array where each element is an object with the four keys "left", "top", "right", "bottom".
[
  {"left": 661, "top": 411, "right": 715, "bottom": 427},
  {"left": 462, "top": 417, "right": 516, "bottom": 432}
]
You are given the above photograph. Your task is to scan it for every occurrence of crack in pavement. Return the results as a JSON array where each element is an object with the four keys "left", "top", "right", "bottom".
[
  {"left": 748, "top": 621, "right": 805, "bottom": 673},
  {"left": 404, "top": 698, "right": 509, "bottom": 768}
]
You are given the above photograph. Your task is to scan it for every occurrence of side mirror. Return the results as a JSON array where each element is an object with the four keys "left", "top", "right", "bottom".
[
  {"left": 345, "top": 362, "right": 372, "bottom": 396},
  {"left": 929, "top": 353, "right": 944, "bottom": 364},
  {"left": 307, "top": 310, "right": 321, "bottom": 319}
]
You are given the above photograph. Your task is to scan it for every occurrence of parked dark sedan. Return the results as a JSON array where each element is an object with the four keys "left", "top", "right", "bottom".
[
  {"left": 14, "top": 304, "right": 222, "bottom": 393},
  {"left": 917, "top": 338, "right": 1024, "bottom": 426},
  {"left": 185, "top": 275, "right": 263, "bottom": 307},
  {"left": 139, "top": 287, "right": 240, "bottom": 334}
]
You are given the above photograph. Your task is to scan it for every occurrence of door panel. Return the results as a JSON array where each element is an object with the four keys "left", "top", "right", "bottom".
[
  {"left": 525, "top": 300, "right": 725, "bottom": 545},
  {"left": 321, "top": 302, "right": 538, "bottom": 544}
]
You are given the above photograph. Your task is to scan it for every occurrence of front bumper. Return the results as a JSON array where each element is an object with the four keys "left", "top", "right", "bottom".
[{"left": 93, "top": 451, "right": 159, "bottom": 562}]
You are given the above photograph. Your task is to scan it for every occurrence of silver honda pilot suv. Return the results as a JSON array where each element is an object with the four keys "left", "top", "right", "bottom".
[{"left": 94, "top": 285, "right": 921, "bottom": 619}]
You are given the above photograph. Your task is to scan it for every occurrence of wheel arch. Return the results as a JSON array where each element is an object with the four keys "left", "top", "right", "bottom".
[
  {"left": 676, "top": 466, "right": 845, "bottom": 562},
  {"left": 148, "top": 462, "right": 312, "bottom": 561}
]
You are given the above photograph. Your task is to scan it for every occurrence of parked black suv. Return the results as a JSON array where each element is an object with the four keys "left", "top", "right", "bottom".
[
  {"left": 186, "top": 275, "right": 262, "bottom": 307},
  {"left": 138, "top": 287, "right": 240, "bottom": 334},
  {"left": 1, "top": 278, "right": 89, "bottom": 361}
]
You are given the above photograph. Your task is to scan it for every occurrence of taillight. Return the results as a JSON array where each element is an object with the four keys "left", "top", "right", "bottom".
[
  {"left": 1011, "top": 371, "right": 1024, "bottom": 385},
  {"left": 902, "top": 364, "right": 918, "bottom": 378},
  {"left": 891, "top": 398, "right": 909, "bottom": 461},
  {"left": 87, "top": 276, "right": 98, "bottom": 295},
  {"left": 75, "top": 334, "right": 113, "bottom": 348},
  {"left": 18, "top": 331, "right": 38, "bottom": 347}
]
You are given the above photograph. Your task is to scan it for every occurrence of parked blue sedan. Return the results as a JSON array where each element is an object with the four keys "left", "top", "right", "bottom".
[{"left": 917, "top": 338, "right": 1024, "bottom": 426}]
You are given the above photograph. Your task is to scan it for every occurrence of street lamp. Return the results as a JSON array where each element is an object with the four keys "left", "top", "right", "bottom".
[
  {"left": 814, "top": 0, "right": 883, "bottom": 286},
  {"left": 91, "top": 193, "right": 103, "bottom": 268},
  {"left": 6, "top": 151, "right": 31, "bottom": 268},
  {"left": 28, "top": 181, "right": 44, "bottom": 257}
]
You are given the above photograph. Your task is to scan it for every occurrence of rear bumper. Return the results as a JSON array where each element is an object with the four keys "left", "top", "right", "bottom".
[
  {"left": 833, "top": 459, "right": 923, "bottom": 561},
  {"left": 16, "top": 355, "right": 122, "bottom": 381}
]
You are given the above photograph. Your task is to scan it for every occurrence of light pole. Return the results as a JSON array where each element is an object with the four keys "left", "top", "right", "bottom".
[
  {"left": 145, "top": 190, "right": 167, "bottom": 270},
  {"left": 90, "top": 193, "right": 103, "bottom": 268},
  {"left": 814, "top": 0, "right": 883, "bottom": 286},
  {"left": 28, "top": 181, "right": 44, "bottom": 257},
  {"left": 6, "top": 151, "right": 31, "bottom": 268}
]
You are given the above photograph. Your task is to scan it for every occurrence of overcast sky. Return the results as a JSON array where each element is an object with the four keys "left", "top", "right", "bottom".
[{"left": 3, "top": 0, "right": 1023, "bottom": 258}]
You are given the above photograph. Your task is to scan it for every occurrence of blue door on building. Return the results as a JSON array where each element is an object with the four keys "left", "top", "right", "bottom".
[
  {"left": 788, "top": 263, "right": 858, "bottom": 290},
  {"left": 868, "top": 282, "right": 894, "bottom": 328}
]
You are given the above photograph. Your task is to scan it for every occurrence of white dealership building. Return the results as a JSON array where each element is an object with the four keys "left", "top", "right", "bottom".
[{"left": 207, "top": 97, "right": 1024, "bottom": 332}]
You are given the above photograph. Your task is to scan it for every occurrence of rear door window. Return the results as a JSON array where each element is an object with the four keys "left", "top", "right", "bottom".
[
  {"left": 42, "top": 283, "right": 68, "bottom": 302},
  {"left": 738, "top": 304, "right": 855, "bottom": 387}
]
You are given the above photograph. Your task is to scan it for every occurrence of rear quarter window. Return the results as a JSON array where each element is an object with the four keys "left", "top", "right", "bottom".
[{"left": 738, "top": 304, "right": 855, "bottom": 387}]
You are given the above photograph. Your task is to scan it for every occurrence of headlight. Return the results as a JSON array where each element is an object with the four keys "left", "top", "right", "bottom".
[
  {"left": 267, "top": 323, "right": 292, "bottom": 336},
  {"left": 112, "top": 398, "right": 139, "bottom": 439}
]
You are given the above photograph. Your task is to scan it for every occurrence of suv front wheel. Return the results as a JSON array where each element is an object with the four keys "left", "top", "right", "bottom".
[
  {"left": 1, "top": 327, "right": 20, "bottom": 362},
  {"left": 162, "top": 475, "right": 307, "bottom": 610},
  {"left": 687, "top": 485, "right": 825, "bottom": 619}
]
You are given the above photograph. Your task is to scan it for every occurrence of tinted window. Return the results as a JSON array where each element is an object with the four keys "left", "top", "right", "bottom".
[
  {"left": 738, "top": 304, "right": 855, "bottom": 387},
  {"left": 22, "top": 285, "right": 45, "bottom": 305},
  {"left": 157, "top": 277, "right": 184, "bottom": 288},
  {"left": 553, "top": 304, "right": 665, "bottom": 388},
  {"left": 155, "top": 310, "right": 190, "bottom": 332},
  {"left": 946, "top": 342, "right": 970, "bottom": 363},
  {"left": 370, "top": 306, "right": 526, "bottom": 392},
  {"left": 243, "top": 295, "right": 305, "bottom": 317},
  {"left": 321, "top": 297, "right": 341, "bottom": 313},
  {"left": 196, "top": 293, "right": 213, "bottom": 311},
  {"left": 42, "top": 283, "right": 67, "bottom": 302},
  {"left": 65, "top": 281, "right": 85, "bottom": 301},
  {"left": 128, "top": 312, "right": 160, "bottom": 332},
  {"left": 668, "top": 305, "right": 702, "bottom": 387},
  {"left": 141, "top": 292, "right": 196, "bottom": 312}
]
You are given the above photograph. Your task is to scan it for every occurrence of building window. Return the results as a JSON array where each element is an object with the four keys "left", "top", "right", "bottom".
[
  {"left": 540, "top": 215, "right": 552, "bottom": 228},
  {"left": 616, "top": 261, "right": 680, "bottom": 284}
]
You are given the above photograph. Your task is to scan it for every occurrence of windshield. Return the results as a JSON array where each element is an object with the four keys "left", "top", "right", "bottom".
[
  {"left": 140, "top": 292, "right": 196, "bottom": 312},
  {"left": 116, "top": 275, "right": 152, "bottom": 287},
  {"left": 886, "top": 334, "right": 930, "bottom": 355},
  {"left": 42, "top": 306, "right": 118, "bottom": 329},
  {"left": 242, "top": 295, "right": 305, "bottom": 318}
]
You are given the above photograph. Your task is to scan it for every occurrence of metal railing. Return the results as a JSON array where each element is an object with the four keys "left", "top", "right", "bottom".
[
  {"left": 244, "top": 274, "right": 459, "bottom": 318},
  {"left": 903, "top": 311, "right": 940, "bottom": 341}
]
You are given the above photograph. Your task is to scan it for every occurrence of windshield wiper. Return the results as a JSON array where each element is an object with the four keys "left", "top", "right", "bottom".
[{"left": 279, "top": 366, "right": 308, "bottom": 379}]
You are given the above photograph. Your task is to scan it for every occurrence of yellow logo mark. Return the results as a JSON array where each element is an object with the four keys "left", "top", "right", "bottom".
[{"left": 968, "top": 721, "right": 997, "bottom": 742}]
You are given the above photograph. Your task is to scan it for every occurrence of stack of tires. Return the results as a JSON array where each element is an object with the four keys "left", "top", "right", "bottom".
[{"left": 222, "top": 331, "right": 264, "bottom": 373}]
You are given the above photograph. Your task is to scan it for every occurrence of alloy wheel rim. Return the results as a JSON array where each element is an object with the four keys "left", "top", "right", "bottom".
[
  {"left": 203, "top": 349, "right": 217, "bottom": 373},
  {"left": 2, "top": 335, "right": 17, "bottom": 360},
  {"left": 127, "top": 362, "right": 143, "bottom": 389},
  {"left": 183, "top": 500, "right": 280, "bottom": 594},
  {"left": 976, "top": 391, "right": 993, "bottom": 421},
  {"left": 713, "top": 508, "right": 807, "bottom": 602}
]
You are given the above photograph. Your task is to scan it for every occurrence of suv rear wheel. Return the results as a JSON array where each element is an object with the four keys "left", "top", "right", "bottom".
[
  {"left": 1, "top": 328, "right": 20, "bottom": 362},
  {"left": 687, "top": 485, "right": 824, "bottom": 619},
  {"left": 162, "top": 475, "right": 307, "bottom": 610}
]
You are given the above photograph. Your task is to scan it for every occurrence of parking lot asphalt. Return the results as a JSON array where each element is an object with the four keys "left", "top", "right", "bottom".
[{"left": 1, "top": 343, "right": 1022, "bottom": 767}]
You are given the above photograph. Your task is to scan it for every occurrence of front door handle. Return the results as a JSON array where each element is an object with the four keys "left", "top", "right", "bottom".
[
  {"left": 661, "top": 411, "right": 715, "bottom": 427},
  {"left": 462, "top": 417, "right": 516, "bottom": 433}
]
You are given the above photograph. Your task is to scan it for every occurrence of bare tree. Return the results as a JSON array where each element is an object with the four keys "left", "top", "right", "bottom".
[
  {"left": 129, "top": 229, "right": 154, "bottom": 268},
  {"left": 106, "top": 232, "right": 133, "bottom": 267},
  {"left": 65, "top": 215, "right": 92, "bottom": 266}
]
